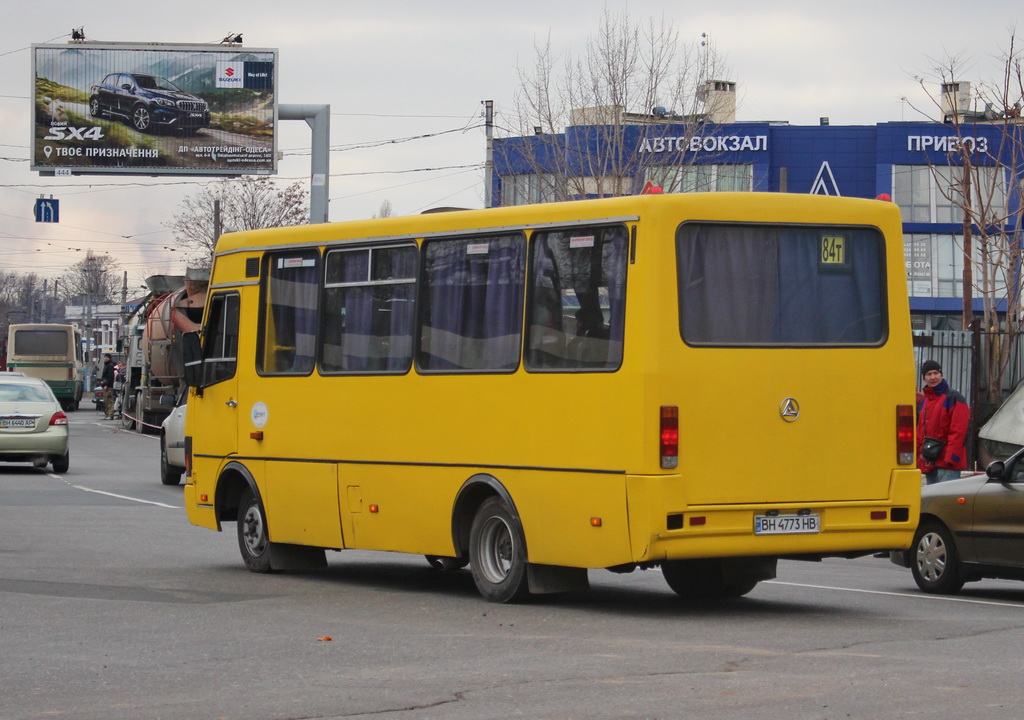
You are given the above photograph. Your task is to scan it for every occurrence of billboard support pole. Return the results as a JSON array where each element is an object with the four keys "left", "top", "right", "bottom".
[{"left": 279, "top": 104, "right": 330, "bottom": 224}]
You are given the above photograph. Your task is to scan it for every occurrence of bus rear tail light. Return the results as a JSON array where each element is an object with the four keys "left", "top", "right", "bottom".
[
  {"left": 896, "top": 405, "right": 914, "bottom": 465},
  {"left": 660, "top": 406, "right": 679, "bottom": 469},
  {"left": 50, "top": 411, "right": 68, "bottom": 426}
]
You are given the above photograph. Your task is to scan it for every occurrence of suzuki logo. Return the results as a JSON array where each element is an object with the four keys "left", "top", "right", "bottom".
[
  {"left": 224, "top": 67, "right": 235, "bottom": 77},
  {"left": 780, "top": 397, "right": 800, "bottom": 422}
]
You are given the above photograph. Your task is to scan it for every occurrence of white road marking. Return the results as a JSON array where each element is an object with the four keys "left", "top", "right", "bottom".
[
  {"left": 766, "top": 579, "right": 1024, "bottom": 609},
  {"left": 48, "top": 474, "right": 179, "bottom": 509}
]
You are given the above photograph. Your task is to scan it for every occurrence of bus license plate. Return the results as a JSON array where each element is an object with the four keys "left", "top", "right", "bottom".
[
  {"left": 0, "top": 418, "right": 35, "bottom": 429},
  {"left": 754, "top": 514, "right": 821, "bottom": 535}
]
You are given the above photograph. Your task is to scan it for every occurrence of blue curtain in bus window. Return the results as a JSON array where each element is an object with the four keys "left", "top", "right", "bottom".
[
  {"left": 375, "top": 247, "right": 417, "bottom": 370},
  {"left": 322, "top": 246, "right": 416, "bottom": 372},
  {"left": 776, "top": 228, "right": 883, "bottom": 344},
  {"left": 266, "top": 252, "right": 319, "bottom": 373},
  {"left": 677, "top": 224, "right": 884, "bottom": 345},
  {"left": 323, "top": 250, "right": 371, "bottom": 371},
  {"left": 419, "top": 234, "right": 525, "bottom": 371}
]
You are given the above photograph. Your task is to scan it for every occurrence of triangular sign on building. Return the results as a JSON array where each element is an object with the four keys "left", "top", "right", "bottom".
[{"left": 810, "top": 161, "right": 841, "bottom": 196}]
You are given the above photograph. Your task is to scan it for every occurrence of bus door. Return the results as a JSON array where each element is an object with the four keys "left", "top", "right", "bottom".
[{"left": 194, "top": 292, "right": 241, "bottom": 462}]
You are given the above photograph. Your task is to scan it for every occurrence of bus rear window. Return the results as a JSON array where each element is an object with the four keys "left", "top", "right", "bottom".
[
  {"left": 677, "top": 223, "right": 886, "bottom": 346},
  {"left": 14, "top": 330, "right": 69, "bottom": 355}
]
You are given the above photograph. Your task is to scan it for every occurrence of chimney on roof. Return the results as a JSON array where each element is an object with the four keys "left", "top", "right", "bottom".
[
  {"left": 941, "top": 81, "right": 971, "bottom": 118},
  {"left": 698, "top": 80, "right": 736, "bottom": 124}
]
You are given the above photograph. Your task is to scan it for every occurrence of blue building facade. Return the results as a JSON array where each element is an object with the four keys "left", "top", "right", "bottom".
[{"left": 491, "top": 119, "right": 1023, "bottom": 329}]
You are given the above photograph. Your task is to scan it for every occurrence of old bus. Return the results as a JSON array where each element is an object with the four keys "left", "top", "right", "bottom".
[
  {"left": 182, "top": 192, "right": 919, "bottom": 603},
  {"left": 6, "top": 324, "right": 85, "bottom": 411}
]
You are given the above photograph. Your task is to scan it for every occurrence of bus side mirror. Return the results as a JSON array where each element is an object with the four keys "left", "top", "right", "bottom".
[{"left": 182, "top": 331, "right": 203, "bottom": 388}]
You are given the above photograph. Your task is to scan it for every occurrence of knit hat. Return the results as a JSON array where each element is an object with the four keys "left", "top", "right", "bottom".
[{"left": 921, "top": 359, "right": 942, "bottom": 376}]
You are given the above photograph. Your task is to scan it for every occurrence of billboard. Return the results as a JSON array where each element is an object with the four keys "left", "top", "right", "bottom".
[{"left": 31, "top": 43, "right": 278, "bottom": 176}]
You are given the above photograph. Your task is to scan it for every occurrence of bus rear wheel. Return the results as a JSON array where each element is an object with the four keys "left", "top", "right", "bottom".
[
  {"left": 662, "top": 559, "right": 760, "bottom": 601},
  {"left": 237, "top": 488, "right": 273, "bottom": 573},
  {"left": 469, "top": 496, "right": 530, "bottom": 603}
]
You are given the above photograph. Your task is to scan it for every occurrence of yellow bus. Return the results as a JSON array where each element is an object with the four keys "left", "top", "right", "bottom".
[
  {"left": 6, "top": 323, "right": 85, "bottom": 411},
  {"left": 182, "top": 192, "right": 920, "bottom": 603}
]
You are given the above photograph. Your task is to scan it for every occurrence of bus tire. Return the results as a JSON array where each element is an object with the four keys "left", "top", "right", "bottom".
[
  {"left": 469, "top": 496, "right": 530, "bottom": 603},
  {"left": 237, "top": 488, "right": 273, "bottom": 573},
  {"left": 662, "top": 559, "right": 759, "bottom": 601}
]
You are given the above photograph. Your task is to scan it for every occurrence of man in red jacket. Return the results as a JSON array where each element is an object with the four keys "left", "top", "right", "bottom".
[{"left": 917, "top": 359, "right": 970, "bottom": 484}]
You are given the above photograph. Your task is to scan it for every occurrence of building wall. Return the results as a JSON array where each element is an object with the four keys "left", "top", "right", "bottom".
[{"left": 491, "top": 120, "right": 1021, "bottom": 324}]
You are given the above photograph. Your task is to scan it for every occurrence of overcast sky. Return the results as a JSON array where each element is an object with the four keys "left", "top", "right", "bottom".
[{"left": 0, "top": 0, "right": 1020, "bottom": 285}]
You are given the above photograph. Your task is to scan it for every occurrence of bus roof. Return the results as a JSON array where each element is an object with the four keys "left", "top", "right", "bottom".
[{"left": 213, "top": 192, "right": 902, "bottom": 256}]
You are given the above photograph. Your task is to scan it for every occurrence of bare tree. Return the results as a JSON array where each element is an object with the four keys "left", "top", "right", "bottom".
[
  {"left": 59, "top": 251, "right": 122, "bottom": 305},
  {"left": 910, "top": 32, "right": 1024, "bottom": 405},
  {"left": 166, "top": 176, "right": 309, "bottom": 267},
  {"left": 498, "top": 9, "right": 730, "bottom": 203},
  {"left": 373, "top": 199, "right": 394, "bottom": 219},
  {"left": 0, "top": 271, "right": 59, "bottom": 341}
]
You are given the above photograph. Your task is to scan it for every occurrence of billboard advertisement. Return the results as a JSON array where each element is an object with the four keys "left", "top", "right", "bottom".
[{"left": 31, "top": 43, "right": 278, "bottom": 176}]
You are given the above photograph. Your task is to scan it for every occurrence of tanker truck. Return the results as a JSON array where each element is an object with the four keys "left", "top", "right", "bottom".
[{"left": 122, "top": 269, "right": 208, "bottom": 433}]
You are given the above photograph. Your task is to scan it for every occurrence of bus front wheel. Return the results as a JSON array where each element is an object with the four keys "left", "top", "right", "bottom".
[
  {"left": 469, "top": 496, "right": 530, "bottom": 603},
  {"left": 237, "top": 488, "right": 273, "bottom": 573}
]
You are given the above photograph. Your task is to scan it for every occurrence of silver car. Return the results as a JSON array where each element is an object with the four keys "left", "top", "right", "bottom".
[
  {"left": 159, "top": 391, "right": 186, "bottom": 485},
  {"left": 891, "top": 452, "right": 1024, "bottom": 593},
  {"left": 0, "top": 372, "right": 70, "bottom": 472}
]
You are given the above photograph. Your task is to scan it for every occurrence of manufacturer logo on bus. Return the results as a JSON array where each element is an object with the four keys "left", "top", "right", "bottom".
[{"left": 780, "top": 397, "right": 800, "bottom": 422}]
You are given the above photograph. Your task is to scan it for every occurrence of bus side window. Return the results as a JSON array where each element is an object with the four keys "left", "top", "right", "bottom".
[
  {"left": 417, "top": 234, "right": 525, "bottom": 372},
  {"left": 202, "top": 293, "right": 240, "bottom": 386},
  {"left": 525, "top": 225, "right": 628, "bottom": 372},
  {"left": 259, "top": 251, "right": 319, "bottom": 375},
  {"left": 321, "top": 245, "right": 417, "bottom": 374}
]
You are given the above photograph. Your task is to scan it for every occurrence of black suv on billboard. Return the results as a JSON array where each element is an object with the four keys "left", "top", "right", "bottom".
[{"left": 89, "top": 73, "right": 210, "bottom": 133}]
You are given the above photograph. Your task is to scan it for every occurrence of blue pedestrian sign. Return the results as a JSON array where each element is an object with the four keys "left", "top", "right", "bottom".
[{"left": 35, "top": 197, "right": 59, "bottom": 223}]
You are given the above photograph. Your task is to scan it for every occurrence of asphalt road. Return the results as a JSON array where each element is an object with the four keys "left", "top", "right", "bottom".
[{"left": 2, "top": 408, "right": 1024, "bottom": 719}]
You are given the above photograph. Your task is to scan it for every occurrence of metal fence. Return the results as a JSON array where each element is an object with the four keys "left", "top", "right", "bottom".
[{"left": 913, "top": 328, "right": 1024, "bottom": 411}]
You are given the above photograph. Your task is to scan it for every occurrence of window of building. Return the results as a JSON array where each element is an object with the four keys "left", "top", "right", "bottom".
[
  {"left": 904, "top": 232, "right": 994, "bottom": 299},
  {"left": 525, "top": 225, "right": 627, "bottom": 371},
  {"left": 647, "top": 164, "right": 752, "bottom": 193},
  {"left": 259, "top": 250, "right": 320, "bottom": 375},
  {"left": 320, "top": 245, "right": 417, "bottom": 373},
  {"left": 500, "top": 173, "right": 561, "bottom": 206},
  {"left": 894, "top": 165, "right": 1006, "bottom": 224},
  {"left": 417, "top": 234, "right": 526, "bottom": 372}
]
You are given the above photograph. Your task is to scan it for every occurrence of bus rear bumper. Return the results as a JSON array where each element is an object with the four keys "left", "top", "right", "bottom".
[
  {"left": 635, "top": 505, "right": 917, "bottom": 563},
  {"left": 626, "top": 470, "right": 921, "bottom": 564}
]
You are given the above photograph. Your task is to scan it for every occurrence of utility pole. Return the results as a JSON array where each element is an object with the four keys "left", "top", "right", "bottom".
[
  {"left": 279, "top": 104, "right": 330, "bottom": 223},
  {"left": 961, "top": 154, "right": 973, "bottom": 331},
  {"left": 483, "top": 100, "right": 494, "bottom": 208}
]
